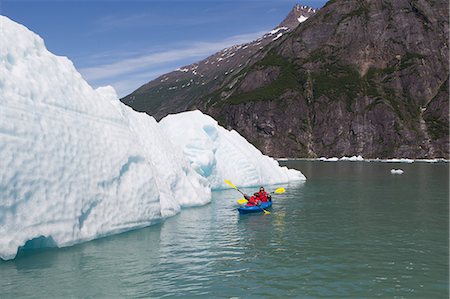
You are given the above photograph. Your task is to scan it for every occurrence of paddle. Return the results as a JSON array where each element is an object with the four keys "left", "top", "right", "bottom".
[
  {"left": 258, "top": 207, "right": 271, "bottom": 215},
  {"left": 237, "top": 198, "right": 248, "bottom": 205},
  {"left": 224, "top": 179, "right": 246, "bottom": 196}
]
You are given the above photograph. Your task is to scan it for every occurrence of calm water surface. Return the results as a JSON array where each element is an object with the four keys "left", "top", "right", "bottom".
[{"left": 1, "top": 161, "right": 448, "bottom": 298}]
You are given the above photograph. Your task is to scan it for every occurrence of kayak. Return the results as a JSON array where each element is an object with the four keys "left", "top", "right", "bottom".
[{"left": 237, "top": 201, "right": 272, "bottom": 214}]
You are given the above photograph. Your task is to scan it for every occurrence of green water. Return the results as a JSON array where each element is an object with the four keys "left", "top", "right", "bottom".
[{"left": 0, "top": 161, "right": 448, "bottom": 298}]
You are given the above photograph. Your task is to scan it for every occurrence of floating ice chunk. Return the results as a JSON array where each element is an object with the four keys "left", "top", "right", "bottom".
[
  {"left": 377, "top": 158, "right": 414, "bottom": 163},
  {"left": 319, "top": 157, "right": 339, "bottom": 162},
  {"left": 415, "top": 159, "right": 449, "bottom": 163},
  {"left": 319, "top": 156, "right": 364, "bottom": 162},
  {"left": 0, "top": 16, "right": 209, "bottom": 260},
  {"left": 339, "top": 155, "right": 364, "bottom": 161},
  {"left": 159, "top": 111, "right": 306, "bottom": 189},
  {"left": 417, "top": 159, "right": 439, "bottom": 163},
  {"left": 390, "top": 169, "right": 404, "bottom": 174}
]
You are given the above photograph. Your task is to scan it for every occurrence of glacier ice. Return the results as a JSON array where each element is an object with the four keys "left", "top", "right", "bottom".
[
  {"left": 319, "top": 157, "right": 339, "bottom": 162},
  {"left": 160, "top": 111, "right": 306, "bottom": 189},
  {"left": 318, "top": 156, "right": 364, "bottom": 162},
  {"left": 377, "top": 158, "right": 414, "bottom": 163},
  {"left": 390, "top": 169, "right": 404, "bottom": 174},
  {"left": 0, "top": 16, "right": 209, "bottom": 260},
  {"left": 0, "top": 16, "right": 304, "bottom": 260},
  {"left": 339, "top": 155, "right": 364, "bottom": 162}
]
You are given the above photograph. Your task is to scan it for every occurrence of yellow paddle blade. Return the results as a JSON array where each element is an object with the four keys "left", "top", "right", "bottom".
[
  {"left": 224, "top": 179, "right": 238, "bottom": 190},
  {"left": 274, "top": 187, "right": 285, "bottom": 194},
  {"left": 263, "top": 209, "right": 271, "bottom": 215},
  {"left": 237, "top": 198, "right": 248, "bottom": 205}
]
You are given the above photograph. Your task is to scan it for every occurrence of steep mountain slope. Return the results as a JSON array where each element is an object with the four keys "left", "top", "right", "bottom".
[
  {"left": 121, "top": 4, "right": 317, "bottom": 120},
  {"left": 122, "top": 1, "right": 449, "bottom": 159}
]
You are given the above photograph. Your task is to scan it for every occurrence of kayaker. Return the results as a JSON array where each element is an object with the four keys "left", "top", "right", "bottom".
[
  {"left": 244, "top": 192, "right": 261, "bottom": 206},
  {"left": 257, "top": 186, "right": 271, "bottom": 202}
]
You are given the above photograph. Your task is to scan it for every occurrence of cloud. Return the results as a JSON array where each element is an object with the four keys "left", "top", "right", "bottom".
[
  {"left": 79, "top": 30, "right": 267, "bottom": 97},
  {"left": 92, "top": 13, "right": 152, "bottom": 32},
  {"left": 90, "top": 10, "right": 229, "bottom": 34}
]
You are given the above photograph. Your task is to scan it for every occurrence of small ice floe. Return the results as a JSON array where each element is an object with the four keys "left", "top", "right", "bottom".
[
  {"left": 339, "top": 155, "right": 364, "bottom": 161},
  {"left": 416, "top": 159, "right": 449, "bottom": 163},
  {"left": 319, "top": 157, "right": 339, "bottom": 162},
  {"left": 380, "top": 158, "right": 414, "bottom": 163},
  {"left": 390, "top": 169, "right": 404, "bottom": 174}
]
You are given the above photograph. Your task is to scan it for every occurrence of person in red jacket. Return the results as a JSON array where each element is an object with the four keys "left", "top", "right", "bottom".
[
  {"left": 257, "top": 186, "right": 271, "bottom": 202},
  {"left": 245, "top": 192, "right": 261, "bottom": 206}
]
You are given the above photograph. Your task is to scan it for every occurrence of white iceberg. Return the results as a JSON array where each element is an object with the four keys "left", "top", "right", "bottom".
[
  {"left": 375, "top": 158, "right": 415, "bottom": 163},
  {"left": 159, "top": 110, "right": 306, "bottom": 189},
  {"left": 390, "top": 169, "right": 404, "bottom": 174},
  {"left": 0, "top": 16, "right": 210, "bottom": 260},
  {"left": 319, "top": 157, "right": 339, "bottom": 162},
  {"left": 339, "top": 155, "right": 364, "bottom": 161}
]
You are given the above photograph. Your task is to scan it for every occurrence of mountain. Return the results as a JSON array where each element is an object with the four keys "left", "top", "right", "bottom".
[
  {"left": 121, "top": 4, "right": 317, "bottom": 120},
  {"left": 121, "top": 1, "right": 449, "bottom": 159}
]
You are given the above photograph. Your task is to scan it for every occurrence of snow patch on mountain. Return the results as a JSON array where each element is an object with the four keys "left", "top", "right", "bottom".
[
  {"left": 297, "top": 16, "right": 308, "bottom": 23},
  {"left": 273, "top": 33, "right": 283, "bottom": 41},
  {"left": 269, "top": 26, "right": 289, "bottom": 35}
]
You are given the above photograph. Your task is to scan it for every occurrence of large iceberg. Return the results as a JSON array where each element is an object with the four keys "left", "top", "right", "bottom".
[
  {"left": 160, "top": 111, "right": 306, "bottom": 189},
  {"left": 0, "top": 16, "right": 210, "bottom": 260},
  {"left": 0, "top": 16, "right": 304, "bottom": 260}
]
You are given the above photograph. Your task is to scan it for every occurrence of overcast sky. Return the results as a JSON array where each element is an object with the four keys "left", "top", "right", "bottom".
[{"left": 2, "top": 0, "right": 327, "bottom": 97}]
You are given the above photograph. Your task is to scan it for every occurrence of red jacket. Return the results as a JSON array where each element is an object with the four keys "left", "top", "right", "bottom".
[
  {"left": 246, "top": 195, "right": 260, "bottom": 206},
  {"left": 258, "top": 191, "right": 268, "bottom": 202}
]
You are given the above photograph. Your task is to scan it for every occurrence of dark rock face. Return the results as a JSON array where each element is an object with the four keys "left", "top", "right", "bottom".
[
  {"left": 422, "top": 78, "right": 449, "bottom": 157},
  {"left": 121, "top": 1, "right": 449, "bottom": 159}
]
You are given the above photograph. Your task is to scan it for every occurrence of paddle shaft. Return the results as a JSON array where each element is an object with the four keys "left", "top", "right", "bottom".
[
  {"left": 258, "top": 205, "right": 270, "bottom": 214},
  {"left": 224, "top": 180, "right": 247, "bottom": 197}
]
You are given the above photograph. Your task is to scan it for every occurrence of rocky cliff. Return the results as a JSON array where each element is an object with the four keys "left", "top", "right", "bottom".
[{"left": 122, "top": 1, "right": 449, "bottom": 159}]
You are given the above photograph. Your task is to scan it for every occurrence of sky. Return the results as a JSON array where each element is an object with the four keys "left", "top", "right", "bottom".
[{"left": 1, "top": 0, "right": 328, "bottom": 97}]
